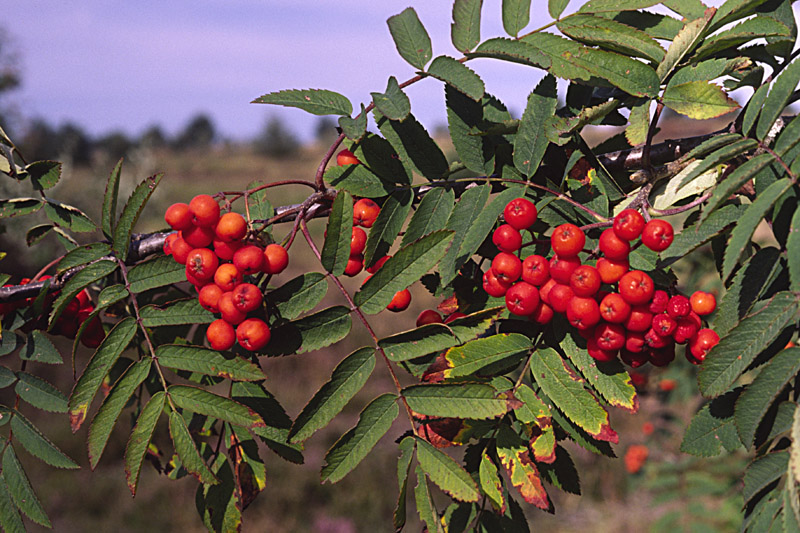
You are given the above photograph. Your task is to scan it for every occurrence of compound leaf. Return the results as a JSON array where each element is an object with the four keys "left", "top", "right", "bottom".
[
  {"left": 168, "top": 410, "right": 218, "bottom": 485},
  {"left": 263, "top": 306, "right": 352, "bottom": 356},
  {"left": 10, "top": 411, "right": 78, "bottom": 469},
  {"left": 2, "top": 445, "right": 50, "bottom": 527},
  {"left": 14, "top": 372, "right": 67, "bottom": 413},
  {"left": 269, "top": 272, "right": 328, "bottom": 320}
]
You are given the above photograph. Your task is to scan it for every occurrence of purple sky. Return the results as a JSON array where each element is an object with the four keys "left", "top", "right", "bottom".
[{"left": 2, "top": 1, "right": 761, "bottom": 143}]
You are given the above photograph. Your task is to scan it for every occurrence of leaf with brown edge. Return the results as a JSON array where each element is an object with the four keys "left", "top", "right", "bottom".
[
  {"left": 514, "top": 384, "right": 555, "bottom": 463},
  {"left": 479, "top": 452, "right": 506, "bottom": 514},
  {"left": 496, "top": 424, "right": 550, "bottom": 510}
]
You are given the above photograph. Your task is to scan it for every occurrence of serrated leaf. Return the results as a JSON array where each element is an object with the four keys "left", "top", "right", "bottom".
[
  {"left": 743, "top": 83, "right": 771, "bottom": 137},
  {"left": 49, "top": 259, "right": 117, "bottom": 327},
  {"left": 743, "top": 451, "right": 789, "bottom": 504},
  {"left": 393, "top": 436, "right": 415, "bottom": 529},
  {"left": 68, "top": 316, "right": 137, "bottom": 432},
  {"left": 561, "top": 333, "right": 638, "bottom": 412},
  {"left": 376, "top": 111, "right": 449, "bottom": 180},
  {"left": 232, "top": 382, "right": 303, "bottom": 464},
  {"left": 371, "top": 76, "right": 410, "bottom": 121},
  {"left": 269, "top": 272, "right": 328, "bottom": 320},
  {"left": 447, "top": 307, "right": 503, "bottom": 344},
  {"left": 168, "top": 410, "right": 218, "bottom": 485},
  {"left": 101, "top": 159, "right": 123, "bottom": 239},
  {"left": 43, "top": 200, "right": 97, "bottom": 233},
  {"left": 699, "top": 291, "right": 800, "bottom": 398},
  {"left": 379, "top": 324, "right": 460, "bottom": 363},
  {"left": 289, "top": 347, "right": 375, "bottom": 443},
  {"left": 20, "top": 330, "right": 62, "bottom": 366},
  {"left": 530, "top": 348, "right": 617, "bottom": 442},
  {"left": 195, "top": 453, "right": 241, "bottom": 533},
  {"left": 444, "top": 86, "right": 497, "bottom": 175},
  {"left": 14, "top": 372, "right": 67, "bottom": 413},
  {"left": 321, "top": 393, "right": 398, "bottom": 483},
  {"left": 681, "top": 389, "right": 744, "bottom": 456},
  {"left": 668, "top": 57, "right": 753, "bottom": 87},
  {"left": 140, "top": 298, "right": 214, "bottom": 327},
  {"left": 416, "top": 437, "right": 479, "bottom": 502},
  {"left": 695, "top": 16, "right": 791, "bottom": 61},
  {"left": 387, "top": 7, "right": 433, "bottom": 70},
  {"left": 56, "top": 243, "right": 112, "bottom": 274},
  {"left": 789, "top": 207, "right": 800, "bottom": 293},
  {"left": 352, "top": 133, "right": 411, "bottom": 185},
  {"left": 427, "top": 56, "right": 484, "bottom": 103},
  {"left": 155, "top": 344, "right": 265, "bottom": 381},
  {"left": 263, "top": 305, "right": 352, "bottom": 356},
  {"left": 414, "top": 465, "right": 443, "bottom": 533},
  {"left": 0, "top": 198, "right": 42, "bottom": 219},
  {"left": 479, "top": 452, "right": 506, "bottom": 513},
  {"left": 758, "top": 57, "right": 800, "bottom": 141},
  {"left": 125, "top": 391, "right": 166, "bottom": 495},
  {"left": 558, "top": 14, "right": 665, "bottom": 63},
  {"left": 651, "top": 160, "right": 719, "bottom": 211},
  {"left": 127, "top": 254, "right": 184, "bottom": 293},
  {"left": 662, "top": 81, "right": 740, "bottom": 120},
  {"left": 721, "top": 178, "right": 792, "bottom": 281},
  {"left": 677, "top": 138, "right": 758, "bottom": 189},
  {"left": 403, "top": 383, "right": 508, "bottom": 419},
  {"left": 656, "top": 12, "right": 712, "bottom": 81},
  {"left": 496, "top": 424, "right": 550, "bottom": 509},
  {"left": 112, "top": 173, "right": 162, "bottom": 261},
  {"left": 252, "top": 88, "right": 352, "bottom": 116},
  {"left": 612, "top": 10, "right": 683, "bottom": 40},
  {"left": 0, "top": 474, "right": 24, "bottom": 533},
  {"left": 625, "top": 99, "right": 650, "bottom": 146},
  {"left": 2, "top": 445, "right": 50, "bottom": 527},
  {"left": 660, "top": 203, "right": 746, "bottom": 265},
  {"left": 0, "top": 367, "right": 16, "bottom": 389},
  {"left": 451, "top": 0, "right": 482, "bottom": 53},
  {"left": 514, "top": 75, "right": 557, "bottom": 177},
  {"left": 579, "top": 0, "right": 659, "bottom": 12},
  {"left": 441, "top": 333, "right": 531, "bottom": 379},
  {"left": 88, "top": 359, "right": 151, "bottom": 469},
  {"left": 470, "top": 37, "right": 550, "bottom": 70},
  {"left": 321, "top": 190, "right": 353, "bottom": 276},
  {"left": 338, "top": 104, "right": 368, "bottom": 142},
  {"left": 169, "top": 385, "right": 264, "bottom": 428},
  {"left": 502, "top": 0, "right": 530, "bottom": 37},
  {"left": 735, "top": 347, "right": 800, "bottom": 449},
  {"left": 25, "top": 224, "right": 52, "bottom": 247},
  {"left": 363, "top": 189, "right": 412, "bottom": 267},
  {"left": 246, "top": 180, "right": 274, "bottom": 222},
  {"left": 355, "top": 231, "right": 454, "bottom": 314},
  {"left": 401, "top": 187, "right": 455, "bottom": 247},
  {"left": 10, "top": 411, "right": 78, "bottom": 469},
  {"left": 323, "top": 164, "right": 395, "bottom": 198}
]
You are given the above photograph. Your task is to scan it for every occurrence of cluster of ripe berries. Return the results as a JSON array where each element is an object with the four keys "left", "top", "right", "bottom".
[
  {"left": 483, "top": 198, "right": 721, "bottom": 367},
  {"left": 163, "top": 194, "right": 289, "bottom": 353},
  {"left": 0, "top": 280, "right": 104, "bottom": 348}
]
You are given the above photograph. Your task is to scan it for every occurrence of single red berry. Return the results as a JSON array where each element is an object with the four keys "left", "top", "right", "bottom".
[
  {"left": 233, "top": 245, "right": 264, "bottom": 275},
  {"left": 505, "top": 281, "right": 540, "bottom": 316},
  {"left": 649, "top": 290, "right": 669, "bottom": 314},
  {"left": 198, "top": 284, "right": 223, "bottom": 313},
  {"left": 492, "top": 252, "right": 522, "bottom": 284},
  {"left": 624, "top": 305, "right": 654, "bottom": 332},
  {"left": 625, "top": 331, "right": 646, "bottom": 353},
  {"left": 688, "top": 328, "right": 720, "bottom": 362},
  {"left": 651, "top": 313, "right": 677, "bottom": 337},
  {"left": 566, "top": 296, "right": 601, "bottom": 330},
  {"left": 667, "top": 295, "right": 691, "bottom": 319},
  {"left": 337, "top": 149, "right": 360, "bottom": 166},
  {"left": 218, "top": 291, "right": 247, "bottom": 325},
  {"left": 232, "top": 283, "right": 264, "bottom": 313},
  {"left": 262, "top": 244, "right": 289, "bottom": 275},
  {"left": 539, "top": 278, "right": 557, "bottom": 306},
  {"left": 673, "top": 312, "right": 702, "bottom": 344},
  {"left": 521, "top": 255, "right": 549, "bottom": 286},
  {"left": 645, "top": 328, "right": 673, "bottom": 349},
  {"left": 483, "top": 269, "right": 511, "bottom": 297},
  {"left": 503, "top": 198, "right": 538, "bottom": 230},
  {"left": 570, "top": 265, "right": 601, "bottom": 297},
  {"left": 353, "top": 199, "right": 380, "bottom": 228},
  {"left": 595, "top": 323, "right": 626, "bottom": 351},
  {"left": 189, "top": 194, "right": 221, "bottom": 228},
  {"left": 551, "top": 223, "right": 585, "bottom": 258},
  {"left": 599, "top": 228, "right": 630, "bottom": 261},
  {"left": 207, "top": 319, "right": 236, "bottom": 351},
  {"left": 596, "top": 257, "right": 629, "bottom": 284},
  {"left": 212, "top": 238, "right": 243, "bottom": 261},
  {"left": 641, "top": 219, "right": 674, "bottom": 252},
  {"left": 690, "top": 291, "right": 717, "bottom": 316},
  {"left": 529, "top": 301, "right": 554, "bottom": 325},
  {"left": 236, "top": 318, "right": 271, "bottom": 351},
  {"left": 599, "top": 293, "right": 631, "bottom": 324},
  {"left": 548, "top": 283, "right": 575, "bottom": 314},
  {"left": 186, "top": 248, "right": 219, "bottom": 283},
  {"left": 214, "top": 263, "right": 243, "bottom": 292},
  {"left": 387, "top": 289, "right": 411, "bottom": 312},
  {"left": 182, "top": 224, "right": 216, "bottom": 249},
  {"left": 350, "top": 227, "right": 367, "bottom": 256},
  {"left": 215, "top": 212, "right": 248, "bottom": 243},
  {"left": 549, "top": 255, "right": 581, "bottom": 284},
  {"left": 618, "top": 270, "right": 655, "bottom": 305},
  {"left": 492, "top": 224, "right": 523, "bottom": 253},
  {"left": 344, "top": 254, "right": 364, "bottom": 277},
  {"left": 613, "top": 209, "right": 645, "bottom": 241},
  {"left": 587, "top": 337, "right": 618, "bottom": 362},
  {"left": 416, "top": 310, "right": 443, "bottom": 327},
  {"left": 165, "top": 203, "right": 193, "bottom": 231}
]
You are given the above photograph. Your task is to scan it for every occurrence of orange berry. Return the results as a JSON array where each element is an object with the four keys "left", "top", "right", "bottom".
[
  {"left": 262, "top": 244, "right": 289, "bottom": 275},
  {"left": 218, "top": 292, "right": 247, "bottom": 325},
  {"left": 185, "top": 248, "right": 219, "bottom": 283},
  {"left": 215, "top": 212, "right": 248, "bottom": 242},
  {"left": 236, "top": 318, "right": 271, "bottom": 351},
  {"left": 353, "top": 199, "right": 380, "bottom": 228},
  {"left": 337, "top": 149, "right": 360, "bottom": 166},
  {"left": 165, "top": 203, "right": 193, "bottom": 231},
  {"left": 207, "top": 319, "right": 235, "bottom": 351},
  {"left": 214, "top": 263, "right": 243, "bottom": 292},
  {"left": 387, "top": 289, "right": 411, "bottom": 312},
  {"left": 689, "top": 290, "right": 716, "bottom": 316},
  {"left": 233, "top": 245, "right": 265, "bottom": 275},
  {"left": 212, "top": 238, "right": 243, "bottom": 261},
  {"left": 182, "top": 224, "right": 215, "bottom": 249},
  {"left": 189, "top": 194, "right": 220, "bottom": 228},
  {"left": 198, "top": 284, "right": 223, "bottom": 313},
  {"left": 231, "top": 283, "right": 263, "bottom": 313}
]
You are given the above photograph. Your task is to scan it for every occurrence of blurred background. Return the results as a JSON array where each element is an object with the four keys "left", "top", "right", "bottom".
[{"left": 0, "top": 1, "right": 776, "bottom": 531}]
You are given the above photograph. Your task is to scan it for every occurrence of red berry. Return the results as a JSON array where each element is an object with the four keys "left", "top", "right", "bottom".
[
  {"left": 263, "top": 244, "right": 289, "bottom": 275},
  {"left": 492, "top": 252, "right": 522, "bottom": 284},
  {"left": 207, "top": 319, "right": 236, "bottom": 351},
  {"left": 667, "top": 295, "right": 691, "bottom": 319},
  {"left": 566, "top": 296, "right": 601, "bottom": 330},
  {"left": 521, "top": 255, "right": 550, "bottom": 286},
  {"left": 688, "top": 328, "right": 719, "bottom": 362},
  {"left": 599, "top": 228, "right": 630, "bottom": 261},
  {"left": 641, "top": 219, "right": 674, "bottom": 252},
  {"left": 690, "top": 291, "right": 717, "bottom": 316},
  {"left": 548, "top": 284, "right": 574, "bottom": 314},
  {"left": 587, "top": 337, "right": 618, "bottom": 362},
  {"left": 232, "top": 283, "right": 264, "bottom": 313},
  {"left": 233, "top": 245, "right": 265, "bottom": 275},
  {"left": 165, "top": 203, "right": 193, "bottom": 231},
  {"left": 350, "top": 227, "right": 367, "bottom": 256},
  {"left": 214, "top": 263, "right": 243, "bottom": 292},
  {"left": 366, "top": 255, "right": 389, "bottom": 274},
  {"left": 236, "top": 318, "right": 271, "bottom": 351},
  {"left": 596, "top": 257, "right": 629, "bottom": 284},
  {"left": 337, "top": 149, "right": 360, "bottom": 166},
  {"left": 618, "top": 271, "right": 655, "bottom": 305},
  {"left": 529, "top": 301, "right": 554, "bottom": 325},
  {"left": 595, "top": 323, "right": 626, "bottom": 351},
  {"left": 353, "top": 199, "right": 380, "bottom": 228},
  {"left": 215, "top": 212, "right": 248, "bottom": 243},
  {"left": 612, "top": 209, "right": 645, "bottom": 241},
  {"left": 625, "top": 331, "right": 646, "bottom": 353},
  {"left": 649, "top": 290, "right": 669, "bottom": 314},
  {"left": 416, "top": 310, "right": 443, "bottom": 327},
  {"left": 651, "top": 313, "right": 677, "bottom": 337},
  {"left": 186, "top": 248, "right": 219, "bottom": 283},
  {"left": 674, "top": 312, "right": 702, "bottom": 344},
  {"left": 505, "top": 282, "right": 540, "bottom": 316},
  {"left": 549, "top": 255, "right": 581, "bottom": 284},
  {"left": 620, "top": 349, "right": 649, "bottom": 368},
  {"left": 599, "top": 293, "right": 631, "bottom": 324},
  {"left": 551, "top": 223, "right": 585, "bottom": 258},
  {"left": 344, "top": 255, "right": 364, "bottom": 277},
  {"left": 570, "top": 265, "right": 601, "bottom": 297},
  {"left": 182, "top": 224, "right": 216, "bottom": 249},
  {"left": 198, "top": 284, "right": 223, "bottom": 313},
  {"left": 387, "top": 289, "right": 411, "bottom": 312},
  {"left": 503, "top": 198, "right": 538, "bottom": 230},
  {"left": 624, "top": 305, "right": 654, "bottom": 332},
  {"left": 483, "top": 269, "right": 511, "bottom": 297},
  {"left": 189, "top": 194, "right": 221, "bottom": 228},
  {"left": 492, "top": 224, "right": 523, "bottom": 253}
]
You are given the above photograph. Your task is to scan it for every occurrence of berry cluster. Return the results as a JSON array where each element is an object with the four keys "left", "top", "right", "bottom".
[
  {"left": 163, "top": 194, "right": 288, "bottom": 353},
  {"left": 484, "top": 200, "right": 720, "bottom": 367}
]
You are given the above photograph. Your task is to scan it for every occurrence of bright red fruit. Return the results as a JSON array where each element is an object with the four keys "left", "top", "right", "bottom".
[
  {"left": 353, "top": 199, "right": 380, "bottom": 228},
  {"left": 189, "top": 194, "right": 221, "bottom": 228},
  {"left": 667, "top": 295, "right": 691, "bottom": 319},
  {"left": 337, "top": 149, "right": 360, "bottom": 166},
  {"left": 599, "top": 293, "right": 631, "bottom": 324},
  {"left": 492, "top": 252, "right": 522, "bottom": 284},
  {"left": 186, "top": 248, "right": 219, "bottom": 282},
  {"left": 233, "top": 245, "right": 264, "bottom": 275},
  {"left": 207, "top": 319, "right": 236, "bottom": 351},
  {"left": 505, "top": 282, "right": 540, "bottom": 316},
  {"left": 503, "top": 198, "right": 538, "bottom": 230},
  {"left": 232, "top": 283, "right": 263, "bottom": 313},
  {"left": 263, "top": 244, "right": 289, "bottom": 275},
  {"left": 521, "top": 255, "right": 549, "bottom": 286},
  {"left": 236, "top": 318, "right": 271, "bottom": 351},
  {"left": 612, "top": 209, "right": 645, "bottom": 241},
  {"left": 566, "top": 296, "right": 601, "bottom": 330},
  {"left": 596, "top": 257, "right": 629, "bottom": 284},
  {"left": 569, "top": 265, "right": 601, "bottom": 297},
  {"left": 599, "top": 228, "right": 630, "bottom": 261},
  {"left": 483, "top": 269, "right": 511, "bottom": 298},
  {"left": 416, "top": 310, "right": 443, "bottom": 327},
  {"left": 641, "top": 219, "right": 674, "bottom": 252},
  {"left": 551, "top": 223, "right": 585, "bottom": 257},
  {"left": 387, "top": 289, "right": 411, "bottom": 312},
  {"left": 595, "top": 323, "right": 626, "bottom": 351},
  {"left": 165, "top": 203, "right": 193, "bottom": 231},
  {"left": 350, "top": 227, "right": 367, "bottom": 256},
  {"left": 549, "top": 255, "right": 581, "bottom": 284},
  {"left": 688, "top": 328, "right": 719, "bottom": 362},
  {"left": 619, "top": 270, "right": 655, "bottom": 305},
  {"left": 690, "top": 291, "right": 717, "bottom": 315},
  {"left": 492, "top": 224, "right": 522, "bottom": 253}
]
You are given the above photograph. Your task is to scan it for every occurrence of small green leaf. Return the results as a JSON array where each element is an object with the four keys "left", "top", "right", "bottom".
[
  {"left": 479, "top": 452, "right": 506, "bottom": 513},
  {"left": 514, "top": 75, "right": 557, "bottom": 177},
  {"left": 578, "top": 0, "right": 659, "bottom": 13},
  {"left": 442, "top": 333, "right": 531, "bottom": 379},
  {"left": 758, "top": 57, "right": 800, "bottom": 141},
  {"left": 155, "top": 344, "right": 266, "bottom": 381},
  {"left": 269, "top": 272, "right": 328, "bottom": 320},
  {"left": 451, "top": 0, "right": 483, "bottom": 53},
  {"left": 470, "top": 37, "right": 550, "bottom": 71},
  {"left": 695, "top": 16, "right": 791, "bottom": 61},
  {"left": 112, "top": 173, "right": 163, "bottom": 261},
  {"left": 496, "top": 424, "right": 550, "bottom": 509},
  {"left": 289, "top": 347, "right": 375, "bottom": 443},
  {"left": 140, "top": 298, "right": 214, "bottom": 327},
  {"left": 338, "top": 104, "right": 368, "bottom": 142},
  {"left": 263, "top": 306, "right": 352, "bottom": 356},
  {"left": 56, "top": 243, "right": 112, "bottom": 274},
  {"left": 125, "top": 391, "right": 166, "bottom": 496},
  {"left": 10, "top": 411, "right": 79, "bottom": 469},
  {"left": 742, "top": 83, "right": 770, "bottom": 137},
  {"left": 21, "top": 330, "right": 62, "bottom": 365},
  {"left": 660, "top": 203, "right": 745, "bottom": 265},
  {"left": 102, "top": 159, "right": 122, "bottom": 239},
  {"left": 743, "top": 451, "right": 789, "bottom": 505},
  {"left": 195, "top": 453, "right": 241, "bottom": 533},
  {"left": 662, "top": 81, "right": 740, "bottom": 120},
  {"left": 324, "top": 164, "right": 395, "bottom": 198},
  {"left": 401, "top": 187, "right": 455, "bottom": 247},
  {"left": 50, "top": 259, "right": 118, "bottom": 327},
  {"left": 393, "top": 436, "right": 415, "bottom": 529},
  {"left": 0, "top": 474, "right": 24, "bottom": 533},
  {"left": 127, "top": 255, "right": 186, "bottom": 294},
  {"left": 321, "top": 394, "right": 398, "bottom": 483},
  {"left": 43, "top": 200, "right": 97, "bottom": 233},
  {"left": 788, "top": 207, "right": 800, "bottom": 293},
  {"left": 387, "top": 8, "right": 433, "bottom": 70},
  {"left": 363, "top": 190, "right": 412, "bottom": 267},
  {"left": 416, "top": 437, "right": 479, "bottom": 502},
  {"left": 246, "top": 180, "right": 274, "bottom": 221},
  {"left": 168, "top": 385, "right": 265, "bottom": 428},
  {"left": 15, "top": 372, "right": 67, "bottom": 413},
  {"left": 379, "top": 324, "right": 459, "bottom": 362},
  {"left": 677, "top": 138, "right": 759, "bottom": 189},
  {"left": 168, "top": 410, "right": 218, "bottom": 485},
  {"left": 502, "top": 0, "right": 530, "bottom": 37},
  {"left": 25, "top": 224, "right": 52, "bottom": 247},
  {"left": 681, "top": 389, "right": 743, "bottom": 457},
  {"left": 402, "top": 383, "right": 508, "bottom": 419},
  {"left": 625, "top": 99, "right": 650, "bottom": 146},
  {"left": 371, "top": 77, "right": 410, "bottom": 121},
  {"left": 252, "top": 88, "right": 352, "bottom": 116},
  {"left": 427, "top": 56, "right": 484, "bottom": 101},
  {"left": 656, "top": 11, "right": 712, "bottom": 81},
  {"left": 0, "top": 198, "right": 42, "bottom": 219},
  {"left": 557, "top": 14, "right": 665, "bottom": 63},
  {"left": 2, "top": 445, "right": 50, "bottom": 527},
  {"left": 321, "top": 190, "right": 353, "bottom": 276},
  {"left": 414, "top": 466, "right": 443, "bottom": 533},
  {"left": 376, "top": 111, "right": 449, "bottom": 180},
  {"left": 0, "top": 367, "right": 16, "bottom": 389}
]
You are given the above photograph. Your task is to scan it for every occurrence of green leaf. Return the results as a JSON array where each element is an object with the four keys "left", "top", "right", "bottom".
[
  {"left": 660, "top": 203, "right": 746, "bottom": 265},
  {"left": 376, "top": 111, "right": 449, "bottom": 180},
  {"left": 668, "top": 57, "right": 753, "bottom": 88},
  {"left": 155, "top": 344, "right": 265, "bottom": 381},
  {"left": 414, "top": 466, "right": 443, "bottom": 533},
  {"left": 371, "top": 76, "right": 410, "bottom": 121},
  {"left": 677, "top": 138, "right": 759, "bottom": 189},
  {"left": 43, "top": 200, "right": 97, "bottom": 233},
  {"left": 252, "top": 88, "right": 352, "bottom": 116},
  {"left": 2, "top": 445, "right": 50, "bottom": 527},
  {"left": 232, "top": 382, "right": 303, "bottom": 464},
  {"left": 140, "top": 298, "right": 214, "bottom": 327},
  {"left": 363, "top": 189, "right": 412, "bottom": 267},
  {"left": 10, "top": 411, "right": 78, "bottom": 469},
  {"left": 321, "top": 393, "right": 398, "bottom": 483},
  {"left": 496, "top": 424, "right": 550, "bottom": 509},
  {"left": 127, "top": 255, "right": 186, "bottom": 293},
  {"left": 352, "top": 133, "right": 411, "bottom": 185},
  {"left": 721, "top": 178, "right": 793, "bottom": 281},
  {"left": 14, "top": 372, "right": 67, "bottom": 413},
  {"left": 416, "top": 437, "right": 479, "bottom": 502},
  {"left": 269, "top": 272, "right": 328, "bottom": 320},
  {"left": 736, "top": 347, "right": 800, "bottom": 449},
  {"left": 578, "top": 0, "right": 659, "bottom": 12},
  {"left": 451, "top": 0, "right": 482, "bottom": 53},
  {"left": 427, "top": 56, "right": 484, "bottom": 102},
  {"left": 625, "top": 99, "right": 650, "bottom": 146},
  {"left": 470, "top": 37, "right": 550, "bottom": 70},
  {"left": 168, "top": 410, "right": 218, "bottom": 485},
  {"left": 441, "top": 333, "right": 531, "bottom": 379},
  {"left": 263, "top": 306, "right": 352, "bottom": 356},
  {"left": 514, "top": 75, "right": 557, "bottom": 177},
  {"left": 742, "top": 83, "right": 770, "bottom": 137},
  {"left": 379, "top": 324, "right": 460, "bottom": 362},
  {"left": 324, "top": 164, "right": 395, "bottom": 198},
  {"left": 393, "top": 437, "right": 415, "bottom": 529},
  {"left": 479, "top": 452, "right": 506, "bottom": 513},
  {"left": 168, "top": 385, "right": 265, "bottom": 428},
  {"left": 561, "top": 333, "right": 638, "bottom": 412},
  {"left": 789, "top": 207, "right": 800, "bottom": 293},
  {"left": 19, "top": 330, "right": 61, "bottom": 366},
  {"left": 125, "top": 391, "right": 166, "bottom": 495},
  {"left": 447, "top": 308, "right": 504, "bottom": 343},
  {"left": 681, "top": 389, "right": 743, "bottom": 456},
  {"left": 758, "top": 57, "right": 800, "bottom": 141},
  {"left": 321, "top": 190, "right": 353, "bottom": 276},
  {"left": 101, "top": 159, "right": 123, "bottom": 239},
  {"left": 695, "top": 16, "right": 791, "bottom": 61},
  {"left": 530, "top": 348, "right": 617, "bottom": 442},
  {"left": 88, "top": 359, "right": 152, "bottom": 469},
  {"left": 743, "top": 451, "right": 789, "bottom": 505},
  {"left": 112, "top": 173, "right": 163, "bottom": 261},
  {"left": 338, "top": 104, "right": 368, "bottom": 142},
  {"left": 402, "top": 187, "right": 455, "bottom": 247},
  {"left": 195, "top": 453, "right": 241, "bottom": 533},
  {"left": 68, "top": 316, "right": 137, "bottom": 432},
  {"left": 557, "top": 14, "right": 665, "bottom": 63},
  {"left": 289, "top": 347, "right": 375, "bottom": 443},
  {"left": 355, "top": 231, "right": 454, "bottom": 314},
  {"left": 402, "top": 383, "right": 508, "bottom": 419},
  {"left": 0, "top": 198, "right": 42, "bottom": 219},
  {"left": 56, "top": 242, "right": 112, "bottom": 274},
  {"left": 387, "top": 7, "right": 433, "bottom": 70},
  {"left": 662, "top": 81, "right": 740, "bottom": 120},
  {"left": 444, "top": 86, "right": 498, "bottom": 175},
  {"left": 656, "top": 11, "right": 712, "bottom": 81},
  {"left": 246, "top": 180, "right": 274, "bottom": 221},
  {"left": 502, "top": 0, "right": 530, "bottom": 37},
  {"left": 49, "top": 259, "right": 117, "bottom": 327},
  {"left": 0, "top": 474, "right": 24, "bottom": 533},
  {"left": 699, "top": 291, "right": 800, "bottom": 398},
  {"left": 0, "top": 367, "right": 16, "bottom": 389},
  {"left": 25, "top": 224, "right": 53, "bottom": 247}
]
